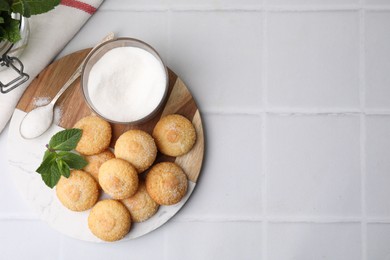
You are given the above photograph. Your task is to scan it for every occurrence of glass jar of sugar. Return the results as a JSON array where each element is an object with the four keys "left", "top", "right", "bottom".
[{"left": 81, "top": 38, "right": 168, "bottom": 124}]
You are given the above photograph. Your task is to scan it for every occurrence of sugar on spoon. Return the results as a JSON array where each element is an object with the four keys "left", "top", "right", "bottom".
[{"left": 19, "top": 33, "right": 115, "bottom": 139}]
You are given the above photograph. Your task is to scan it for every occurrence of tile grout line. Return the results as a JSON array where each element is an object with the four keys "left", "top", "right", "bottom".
[
  {"left": 172, "top": 216, "right": 390, "bottom": 223},
  {"left": 359, "top": 1, "right": 368, "bottom": 259},
  {"left": 261, "top": 110, "right": 268, "bottom": 259},
  {"left": 167, "top": 9, "right": 172, "bottom": 73},
  {"left": 58, "top": 236, "right": 65, "bottom": 260},
  {"left": 2, "top": 214, "right": 390, "bottom": 223},
  {"left": 202, "top": 109, "right": 390, "bottom": 116},
  {"left": 261, "top": 3, "right": 269, "bottom": 259},
  {"left": 162, "top": 224, "right": 168, "bottom": 260}
]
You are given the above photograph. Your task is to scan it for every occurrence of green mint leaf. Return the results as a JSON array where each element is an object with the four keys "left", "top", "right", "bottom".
[
  {"left": 0, "top": 12, "right": 10, "bottom": 40},
  {"left": 1, "top": 17, "right": 21, "bottom": 43},
  {"left": 10, "top": 0, "right": 29, "bottom": 17},
  {"left": 14, "top": 0, "right": 60, "bottom": 16},
  {"left": 41, "top": 163, "right": 62, "bottom": 189},
  {"left": 36, "top": 151, "right": 56, "bottom": 174},
  {"left": 22, "top": 0, "right": 31, "bottom": 17},
  {"left": 0, "top": 25, "right": 6, "bottom": 41},
  {"left": 57, "top": 159, "right": 70, "bottom": 178},
  {"left": 8, "top": 18, "right": 21, "bottom": 42},
  {"left": 0, "top": 0, "right": 10, "bottom": 12},
  {"left": 49, "top": 129, "right": 82, "bottom": 151},
  {"left": 42, "top": 149, "right": 51, "bottom": 160},
  {"left": 58, "top": 152, "right": 88, "bottom": 170},
  {"left": 37, "top": 128, "right": 86, "bottom": 188},
  {"left": 2, "top": 0, "right": 59, "bottom": 42},
  {"left": 11, "top": 0, "right": 29, "bottom": 17}
]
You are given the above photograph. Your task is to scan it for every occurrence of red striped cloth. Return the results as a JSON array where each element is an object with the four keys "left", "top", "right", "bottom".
[
  {"left": 0, "top": 0, "right": 104, "bottom": 133},
  {"left": 61, "top": 0, "right": 97, "bottom": 15}
]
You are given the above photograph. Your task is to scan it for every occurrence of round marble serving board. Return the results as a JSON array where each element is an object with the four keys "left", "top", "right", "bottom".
[{"left": 7, "top": 48, "right": 204, "bottom": 242}]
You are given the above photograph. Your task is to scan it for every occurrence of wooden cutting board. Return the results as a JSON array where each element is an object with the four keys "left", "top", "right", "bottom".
[
  {"left": 8, "top": 48, "right": 205, "bottom": 242},
  {"left": 16, "top": 48, "right": 204, "bottom": 183}
]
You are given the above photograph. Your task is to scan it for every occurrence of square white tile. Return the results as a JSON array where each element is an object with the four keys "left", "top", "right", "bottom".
[
  {"left": 267, "top": 0, "right": 358, "bottom": 5},
  {"left": 366, "top": 116, "right": 390, "bottom": 217},
  {"left": 367, "top": 224, "right": 390, "bottom": 260},
  {"left": 267, "top": 223, "right": 362, "bottom": 260},
  {"left": 169, "top": 12, "right": 262, "bottom": 113},
  {"left": 58, "top": 11, "right": 169, "bottom": 62},
  {"left": 266, "top": 115, "right": 361, "bottom": 217},
  {"left": 164, "top": 221, "right": 262, "bottom": 260},
  {"left": 267, "top": 11, "right": 360, "bottom": 109},
  {"left": 60, "top": 222, "right": 166, "bottom": 260},
  {"left": 0, "top": 220, "right": 60, "bottom": 260},
  {"left": 365, "top": 11, "right": 390, "bottom": 110},
  {"left": 176, "top": 114, "right": 262, "bottom": 219},
  {"left": 0, "top": 125, "right": 36, "bottom": 217}
]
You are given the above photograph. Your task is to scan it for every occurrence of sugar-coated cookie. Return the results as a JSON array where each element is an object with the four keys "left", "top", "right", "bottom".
[
  {"left": 99, "top": 158, "right": 139, "bottom": 200},
  {"left": 83, "top": 149, "right": 115, "bottom": 183},
  {"left": 121, "top": 181, "right": 159, "bottom": 222},
  {"left": 146, "top": 162, "right": 188, "bottom": 205},
  {"left": 74, "top": 115, "right": 112, "bottom": 155},
  {"left": 88, "top": 200, "right": 131, "bottom": 242},
  {"left": 114, "top": 130, "right": 157, "bottom": 173},
  {"left": 56, "top": 170, "right": 99, "bottom": 211},
  {"left": 152, "top": 114, "right": 196, "bottom": 157}
]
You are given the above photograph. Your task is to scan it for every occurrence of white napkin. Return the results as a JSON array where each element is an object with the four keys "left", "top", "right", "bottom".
[{"left": 0, "top": 0, "right": 105, "bottom": 133}]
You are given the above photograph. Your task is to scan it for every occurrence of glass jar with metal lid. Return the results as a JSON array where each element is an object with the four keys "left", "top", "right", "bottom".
[{"left": 0, "top": 14, "right": 30, "bottom": 94}]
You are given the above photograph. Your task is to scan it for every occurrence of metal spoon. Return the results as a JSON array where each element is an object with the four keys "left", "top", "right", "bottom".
[{"left": 19, "top": 33, "right": 115, "bottom": 139}]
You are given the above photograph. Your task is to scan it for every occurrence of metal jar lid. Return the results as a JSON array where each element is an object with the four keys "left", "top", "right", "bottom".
[{"left": 0, "top": 15, "right": 29, "bottom": 94}]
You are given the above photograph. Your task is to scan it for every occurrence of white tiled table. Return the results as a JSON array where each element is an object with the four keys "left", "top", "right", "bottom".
[{"left": 1, "top": 0, "right": 390, "bottom": 259}]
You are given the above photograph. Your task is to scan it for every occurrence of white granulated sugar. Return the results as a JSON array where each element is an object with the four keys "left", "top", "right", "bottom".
[
  {"left": 33, "top": 96, "right": 50, "bottom": 107},
  {"left": 88, "top": 46, "right": 166, "bottom": 122},
  {"left": 54, "top": 106, "right": 62, "bottom": 125},
  {"left": 20, "top": 104, "right": 54, "bottom": 139}
]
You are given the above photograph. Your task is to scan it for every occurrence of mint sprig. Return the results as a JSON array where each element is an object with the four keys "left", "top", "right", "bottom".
[
  {"left": 36, "top": 129, "right": 88, "bottom": 189},
  {"left": 0, "top": 0, "right": 60, "bottom": 43},
  {"left": 12, "top": 0, "right": 60, "bottom": 17}
]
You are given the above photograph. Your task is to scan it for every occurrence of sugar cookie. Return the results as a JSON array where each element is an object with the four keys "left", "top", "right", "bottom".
[
  {"left": 121, "top": 181, "right": 159, "bottom": 222},
  {"left": 83, "top": 149, "right": 115, "bottom": 183},
  {"left": 99, "top": 158, "right": 139, "bottom": 200},
  {"left": 56, "top": 170, "right": 99, "bottom": 211},
  {"left": 88, "top": 200, "right": 131, "bottom": 242},
  {"left": 74, "top": 115, "right": 112, "bottom": 155},
  {"left": 146, "top": 162, "right": 188, "bottom": 205},
  {"left": 152, "top": 114, "right": 196, "bottom": 157},
  {"left": 114, "top": 130, "right": 157, "bottom": 173}
]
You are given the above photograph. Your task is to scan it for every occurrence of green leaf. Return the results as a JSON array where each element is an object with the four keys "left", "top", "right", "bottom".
[
  {"left": 42, "top": 149, "right": 51, "bottom": 160},
  {"left": 11, "top": 0, "right": 30, "bottom": 17},
  {"left": 36, "top": 152, "right": 56, "bottom": 174},
  {"left": 8, "top": 18, "right": 21, "bottom": 40},
  {"left": 57, "top": 159, "right": 70, "bottom": 178},
  {"left": 0, "top": 25, "right": 6, "bottom": 41},
  {"left": 36, "top": 128, "right": 87, "bottom": 188},
  {"left": 0, "top": 14, "right": 21, "bottom": 43},
  {"left": 0, "top": 12, "right": 10, "bottom": 40},
  {"left": 41, "top": 163, "right": 62, "bottom": 189},
  {"left": 0, "top": 0, "right": 10, "bottom": 12},
  {"left": 58, "top": 152, "right": 88, "bottom": 170},
  {"left": 49, "top": 129, "right": 82, "bottom": 151},
  {"left": 12, "top": 0, "right": 60, "bottom": 16},
  {"left": 2, "top": 0, "right": 60, "bottom": 43}
]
